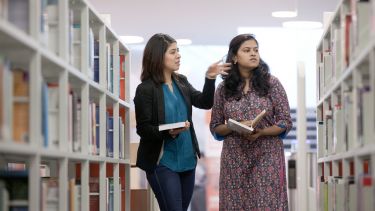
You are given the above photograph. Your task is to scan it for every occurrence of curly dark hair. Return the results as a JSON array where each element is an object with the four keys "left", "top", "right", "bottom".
[{"left": 223, "top": 34, "right": 270, "bottom": 100}]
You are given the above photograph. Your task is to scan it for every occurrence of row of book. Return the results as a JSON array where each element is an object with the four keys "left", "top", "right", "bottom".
[
  {"left": 86, "top": 177, "right": 124, "bottom": 211},
  {"left": 0, "top": 58, "right": 30, "bottom": 144},
  {"left": 317, "top": 83, "right": 373, "bottom": 157},
  {"left": 88, "top": 103, "right": 126, "bottom": 158},
  {"left": 0, "top": 0, "right": 127, "bottom": 100},
  {"left": 318, "top": 159, "right": 372, "bottom": 211},
  {"left": 87, "top": 29, "right": 127, "bottom": 100},
  {"left": 317, "top": 0, "right": 371, "bottom": 100},
  {"left": 0, "top": 169, "right": 28, "bottom": 211},
  {"left": 0, "top": 57, "right": 126, "bottom": 158},
  {"left": 319, "top": 174, "right": 373, "bottom": 211},
  {"left": 0, "top": 165, "right": 126, "bottom": 211}
]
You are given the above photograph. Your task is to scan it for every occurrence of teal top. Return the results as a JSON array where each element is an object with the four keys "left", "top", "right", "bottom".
[{"left": 159, "top": 81, "right": 197, "bottom": 172}]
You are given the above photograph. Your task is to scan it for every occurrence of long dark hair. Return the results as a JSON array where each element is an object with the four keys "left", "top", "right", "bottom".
[
  {"left": 223, "top": 34, "right": 270, "bottom": 100},
  {"left": 141, "top": 33, "right": 176, "bottom": 84}
]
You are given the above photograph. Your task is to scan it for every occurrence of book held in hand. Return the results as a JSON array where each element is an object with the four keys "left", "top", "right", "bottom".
[
  {"left": 159, "top": 121, "right": 186, "bottom": 131},
  {"left": 227, "top": 109, "right": 267, "bottom": 133},
  {"left": 228, "top": 119, "right": 254, "bottom": 133}
]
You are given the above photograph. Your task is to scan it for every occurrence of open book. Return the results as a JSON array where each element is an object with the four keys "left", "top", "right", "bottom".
[
  {"left": 227, "top": 109, "right": 267, "bottom": 133},
  {"left": 158, "top": 121, "right": 186, "bottom": 131}
]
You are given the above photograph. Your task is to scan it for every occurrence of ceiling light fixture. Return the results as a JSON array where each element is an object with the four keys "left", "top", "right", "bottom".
[
  {"left": 120, "top": 35, "right": 144, "bottom": 44},
  {"left": 272, "top": 0, "right": 298, "bottom": 18},
  {"left": 272, "top": 11, "right": 297, "bottom": 18},
  {"left": 176, "top": 39, "right": 192, "bottom": 45},
  {"left": 282, "top": 21, "right": 323, "bottom": 29}
]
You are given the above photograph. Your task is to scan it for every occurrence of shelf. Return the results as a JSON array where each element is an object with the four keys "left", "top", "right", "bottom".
[
  {"left": 0, "top": 20, "right": 38, "bottom": 53},
  {"left": 318, "top": 144, "right": 375, "bottom": 163},
  {"left": 119, "top": 100, "right": 131, "bottom": 108},
  {"left": 0, "top": 0, "right": 132, "bottom": 210},
  {"left": 317, "top": 38, "right": 375, "bottom": 106},
  {"left": 0, "top": 142, "right": 39, "bottom": 156},
  {"left": 316, "top": 1, "right": 375, "bottom": 210}
]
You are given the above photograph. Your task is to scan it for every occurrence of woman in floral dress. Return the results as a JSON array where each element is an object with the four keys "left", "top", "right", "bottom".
[{"left": 210, "top": 34, "right": 292, "bottom": 211}]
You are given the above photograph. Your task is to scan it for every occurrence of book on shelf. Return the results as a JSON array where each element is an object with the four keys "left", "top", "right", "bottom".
[
  {"left": 106, "top": 44, "right": 113, "bottom": 93},
  {"left": 0, "top": 57, "right": 11, "bottom": 141},
  {"left": 317, "top": 121, "right": 325, "bottom": 158},
  {"left": 46, "top": 83, "right": 59, "bottom": 149},
  {"left": 318, "top": 176, "right": 328, "bottom": 211},
  {"left": 41, "top": 177, "right": 59, "bottom": 211},
  {"left": 89, "top": 177, "right": 99, "bottom": 211},
  {"left": 323, "top": 51, "right": 333, "bottom": 91},
  {"left": 0, "top": 169, "right": 28, "bottom": 211},
  {"left": 333, "top": 27, "right": 343, "bottom": 79},
  {"left": 119, "top": 117, "right": 124, "bottom": 158},
  {"left": 119, "top": 55, "right": 126, "bottom": 100},
  {"left": 344, "top": 14, "right": 352, "bottom": 67},
  {"left": 343, "top": 90, "right": 355, "bottom": 150},
  {"left": 88, "top": 103, "right": 99, "bottom": 155},
  {"left": 0, "top": 57, "right": 3, "bottom": 139},
  {"left": 317, "top": 62, "right": 324, "bottom": 100},
  {"left": 8, "top": 0, "right": 29, "bottom": 33},
  {"left": 158, "top": 121, "right": 186, "bottom": 131},
  {"left": 227, "top": 109, "right": 267, "bottom": 133},
  {"left": 325, "top": 109, "right": 333, "bottom": 155},
  {"left": 0, "top": 180, "right": 8, "bottom": 211},
  {"left": 357, "top": 174, "right": 374, "bottom": 211},
  {"left": 12, "top": 68, "right": 29, "bottom": 143},
  {"left": 70, "top": 90, "right": 81, "bottom": 152},
  {"left": 106, "top": 177, "right": 114, "bottom": 211},
  {"left": 333, "top": 177, "right": 345, "bottom": 211},
  {"left": 355, "top": 1, "right": 370, "bottom": 57},
  {"left": 333, "top": 104, "right": 344, "bottom": 153},
  {"left": 0, "top": 0, "right": 8, "bottom": 19},
  {"left": 93, "top": 40, "right": 99, "bottom": 83},
  {"left": 72, "top": 23, "right": 81, "bottom": 69},
  {"left": 69, "top": 178, "right": 81, "bottom": 211},
  {"left": 357, "top": 85, "right": 372, "bottom": 146},
  {"left": 107, "top": 115, "right": 114, "bottom": 157}
]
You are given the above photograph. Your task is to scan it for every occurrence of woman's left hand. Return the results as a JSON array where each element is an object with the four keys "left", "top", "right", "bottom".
[
  {"left": 169, "top": 121, "right": 190, "bottom": 138},
  {"left": 206, "top": 61, "right": 231, "bottom": 79}
]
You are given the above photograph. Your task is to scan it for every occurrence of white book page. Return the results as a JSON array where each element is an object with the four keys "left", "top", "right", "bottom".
[{"left": 227, "top": 119, "right": 254, "bottom": 133}]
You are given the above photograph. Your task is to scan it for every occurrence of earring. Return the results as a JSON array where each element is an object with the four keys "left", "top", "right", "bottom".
[{"left": 234, "top": 60, "right": 237, "bottom": 64}]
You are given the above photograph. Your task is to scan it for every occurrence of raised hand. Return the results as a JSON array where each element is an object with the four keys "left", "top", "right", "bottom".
[{"left": 205, "top": 60, "right": 231, "bottom": 79}]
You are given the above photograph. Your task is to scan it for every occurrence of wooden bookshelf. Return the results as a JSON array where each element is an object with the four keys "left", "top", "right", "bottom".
[
  {"left": 0, "top": 0, "right": 131, "bottom": 210},
  {"left": 316, "top": 0, "right": 375, "bottom": 210}
]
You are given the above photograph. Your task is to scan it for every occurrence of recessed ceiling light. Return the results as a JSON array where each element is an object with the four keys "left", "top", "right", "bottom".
[
  {"left": 282, "top": 21, "right": 323, "bottom": 29},
  {"left": 272, "top": 11, "right": 297, "bottom": 18},
  {"left": 120, "top": 35, "right": 144, "bottom": 44},
  {"left": 176, "top": 39, "right": 192, "bottom": 45}
]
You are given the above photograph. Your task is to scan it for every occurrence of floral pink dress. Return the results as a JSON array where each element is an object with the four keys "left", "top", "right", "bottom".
[{"left": 210, "top": 75, "right": 292, "bottom": 211}]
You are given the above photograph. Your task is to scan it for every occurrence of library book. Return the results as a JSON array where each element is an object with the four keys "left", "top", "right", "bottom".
[
  {"left": 227, "top": 109, "right": 266, "bottom": 133},
  {"left": 158, "top": 121, "right": 186, "bottom": 131}
]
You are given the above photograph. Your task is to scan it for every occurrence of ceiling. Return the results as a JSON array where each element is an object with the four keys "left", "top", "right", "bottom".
[{"left": 88, "top": 0, "right": 340, "bottom": 46}]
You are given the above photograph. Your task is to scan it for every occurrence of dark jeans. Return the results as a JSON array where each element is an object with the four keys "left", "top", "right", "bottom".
[{"left": 146, "top": 165, "right": 195, "bottom": 211}]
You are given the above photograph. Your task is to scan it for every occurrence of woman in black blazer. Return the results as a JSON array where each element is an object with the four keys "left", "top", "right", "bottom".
[{"left": 133, "top": 33, "right": 230, "bottom": 211}]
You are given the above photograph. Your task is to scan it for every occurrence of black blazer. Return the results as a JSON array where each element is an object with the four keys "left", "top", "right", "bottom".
[{"left": 133, "top": 74, "right": 216, "bottom": 171}]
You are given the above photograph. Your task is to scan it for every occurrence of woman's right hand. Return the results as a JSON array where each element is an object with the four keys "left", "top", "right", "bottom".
[{"left": 243, "top": 130, "right": 262, "bottom": 141}]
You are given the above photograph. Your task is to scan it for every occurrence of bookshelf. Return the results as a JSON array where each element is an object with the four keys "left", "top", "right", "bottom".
[
  {"left": 0, "top": 0, "right": 131, "bottom": 211},
  {"left": 316, "top": 0, "right": 375, "bottom": 210}
]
